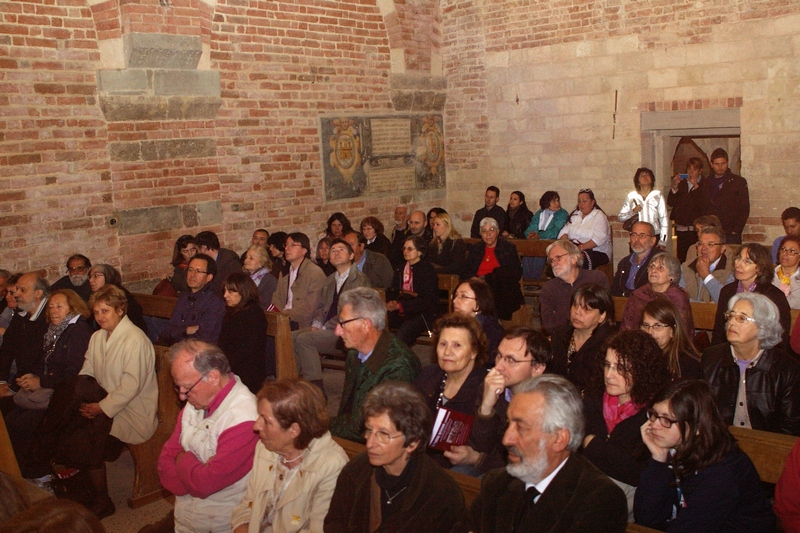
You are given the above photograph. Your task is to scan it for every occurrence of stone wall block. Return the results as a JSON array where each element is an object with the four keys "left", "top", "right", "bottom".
[
  {"left": 181, "top": 204, "right": 198, "bottom": 228},
  {"left": 166, "top": 97, "right": 223, "bottom": 120},
  {"left": 100, "top": 96, "right": 168, "bottom": 121},
  {"left": 154, "top": 70, "right": 221, "bottom": 97},
  {"left": 116, "top": 205, "right": 182, "bottom": 236},
  {"left": 97, "top": 69, "right": 149, "bottom": 94},
  {"left": 124, "top": 33, "right": 203, "bottom": 70},
  {"left": 196, "top": 200, "right": 223, "bottom": 226},
  {"left": 108, "top": 142, "right": 141, "bottom": 162}
]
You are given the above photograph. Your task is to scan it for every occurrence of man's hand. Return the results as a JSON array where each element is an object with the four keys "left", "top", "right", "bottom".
[
  {"left": 186, "top": 325, "right": 200, "bottom": 335},
  {"left": 16, "top": 374, "right": 41, "bottom": 392},
  {"left": 695, "top": 255, "right": 711, "bottom": 278},
  {"left": 480, "top": 368, "right": 505, "bottom": 416},
  {"left": 444, "top": 445, "right": 481, "bottom": 466}
]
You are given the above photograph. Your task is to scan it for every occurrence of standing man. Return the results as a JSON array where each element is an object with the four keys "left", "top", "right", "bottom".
[
  {"left": 157, "top": 254, "right": 225, "bottom": 345},
  {"left": 158, "top": 340, "right": 259, "bottom": 533},
  {"left": 271, "top": 232, "right": 326, "bottom": 330},
  {"left": 611, "top": 222, "right": 659, "bottom": 297},
  {"left": 772, "top": 207, "right": 800, "bottom": 263},
  {"left": 292, "top": 239, "right": 371, "bottom": 391},
  {"left": 195, "top": 231, "right": 242, "bottom": 296},
  {"left": 539, "top": 240, "right": 609, "bottom": 335},
  {"left": 471, "top": 186, "right": 506, "bottom": 238},
  {"left": 51, "top": 254, "right": 92, "bottom": 302},
  {"left": 343, "top": 231, "right": 393, "bottom": 289},
  {"left": 240, "top": 228, "right": 269, "bottom": 263},
  {"left": 680, "top": 226, "right": 734, "bottom": 303},
  {"left": 470, "top": 375, "right": 628, "bottom": 532},
  {"left": 330, "top": 287, "right": 420, "bottom": 442},
  {"left": 699, "top": 148, "right": 749, "bottom": 245}
]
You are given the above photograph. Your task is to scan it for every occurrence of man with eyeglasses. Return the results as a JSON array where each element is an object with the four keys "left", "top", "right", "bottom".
[
  {"left": 679, "top": 226, "right": 734, "bottom": 303},
  {"left": 611, "top": 222, "right": 659, "bottom": 297},
  {"left": 330, "top": 287, "right": 420, "bottom": 442},
  {"left": 156, "top": 254, "right": 225, "bottom": 346},
  {"left": 271, "top": 232, "right": 326, "bottom": 330},
  {"left": 470, "top": 185, "right": 507, "bottom": 238},
  {"left": 539, "top": 240, "right": 609, "bottom": 335},
  {"left": 158, "top": 339, "right": 258, "bottom": 533},
  {"left": 50, "top": 253, "right": 92, "bottom": 302},
  {"left": 444, "top": 327, "right": 551, "bottom": 476},
  {"left": 292, "top": 238, "right": 372, "bottom": 392}
]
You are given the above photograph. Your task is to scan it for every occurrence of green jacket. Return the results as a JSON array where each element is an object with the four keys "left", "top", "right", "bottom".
[{"left": 330, "top": 330, "right": 420, "bottom": 442}]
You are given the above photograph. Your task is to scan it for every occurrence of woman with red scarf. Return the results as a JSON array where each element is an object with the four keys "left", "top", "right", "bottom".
[{"left": 581, "top": 330, "right": 671, "bottom": 521}]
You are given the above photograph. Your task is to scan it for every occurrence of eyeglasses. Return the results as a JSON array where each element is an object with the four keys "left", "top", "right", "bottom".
[
  {"left": 363, "top": 428, "right": 405, "bottom": 445},
  {"left": 646, "top": 409, "right": 678, "bottom": 429},
  {"left": 67, "top": 266, "right": 88, "bottom": 274},
  {"left": 173, "top": 373, "right": 207, "bottom": 398},
  {"left": 602, "top": 361, "right": 628, "bottom": 375},
  {"left": 647, "top": 263, "right": 666, "bottom": 271},
  {"left": 779, "top": 247, "right": 800, "bottom": 256},
  {"left": 337, "top": 316, "right": 364, "bottom": 327},
  {"left": 547, "top": 252, "right": 569, "bottom": 265},
  {"left": 480, "top": 228, "right": 498, "bottom": 234},
  {"left": 695, "top": 242, "right": 723, "bottom": 249},
  {"left": 640, "top": 322, "right": 671, "bottom": 332},
  {"left": 724, "top": 311, "right": 757, "bottom": 325},
  {"left": 402, "top": 246, "right": 418, "bottom": 252},
  {"left": 453, "top": 292, "right": 476, "bottom": 301},
  {"left": 89, "top": 273, "right": 105, "bottom": 279},
  {"left": 733, "top": 256, "right": 755, "bottom": 265},
  {"left": 495, "top": 353, "right": 535, "bottom": 366},
  {"left": 187, "top": 267, "right": 207, "bottom": 274},
  {"left": 629, "top": 232, "right": 654, "bottom": 239}
]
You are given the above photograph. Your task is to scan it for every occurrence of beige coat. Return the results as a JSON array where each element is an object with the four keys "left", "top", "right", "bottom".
[
  {"left": 230, "top": 431, "right": 348, "bottom": 533},
  {"left": 79, "top": 315, "right": 158, "bottom": 445}
]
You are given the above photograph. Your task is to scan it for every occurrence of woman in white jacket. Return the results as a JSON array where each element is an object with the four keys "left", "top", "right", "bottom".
[{"left": 618, "top": 167, "right": 669, "bottom": 246}]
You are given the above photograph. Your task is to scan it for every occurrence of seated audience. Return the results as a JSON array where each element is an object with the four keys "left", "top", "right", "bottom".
[
  {"left": 0, "top": 273, "right": 20, "bottom": 349},
  {"left": 2, "top": 498, "right": 107, "bottom": 533},
  {"left": 231, "top": 379, "right": 348, "bottom": 533},
  {"left": 219, "top": 273, "right": 268, "bottom": 394},
  {"left": 611, "top": 221, "right": 659, "bottom": 297},
  {"left": 50, "top": 254, "right": 92, "bottom": 302},
  {"left": 470, "top": 185, "right": 506, "bottom": 238},
  {"left": 314, "top": 237, "right": 336, "bottom": 277},
  {"left": 271, "top": 232, "right": 326, "bottom": 330},
  {"left": 158, "top": 339, "right": 258, "bottom": 533},
  {"left": 195, "top": 230, "right": 242, "bottom": 296},
  {"left": 641, "top": 298, "right": 702, "bottom": 381},
  {"left": 773, "top": 234, "right": 800, "bottom": 309},
  {"left": 620, "top": 252, "right": 694, "bottom": 338},
  {"left": 7, "top": 289, "right": 92, "bottom": 479},
  {"left": 242, "top": 244, "right": 278, "bottom": 310},
  {"left": 524, "top": 190, "right": 569, "bottom": 279},
  {"left": 156, "top": 254, "right": 226, "bottom": 345},
  {"left": 360, "top": 216, "right": 391, "bottom": 257},
  {"left": 582, "top": 330, "right": 672, "bottom": 519},
  {"left": 679, "top": 226, "right": 734, "bottom": 303},
  {"left": 428, "top": 212, "right": 466, "bottom": 274},
  {"left": 635, "top": 379, "right": 775, "bottom": 531},
  {"left": 461, "top": 217, "right": 524, "bottom": 321},
  {"left": 711, "top": 242, "right": 792, "bottom": 348},
  {"left": 450, "top": 326, "right": 549, "bottom": 475},
  {"left": 703, "top": 292, "right": 800, "bottom": 436},
  {"left": 617, "top": 167, "right": 669, "bottom": 247},
  {"left": 451, "top": 278, "right": 504, "bottom": 361},
  {"left": 267, "top": 231, "right": 288, "bottom": 278},
  {"left": 0, "top": 269, "right": 8, "bottom": 313},
  {"left": 549, "top": 283, "right": 615, "bottom": 395},
  {"left": 325, "top": 382, "right": 469, "bottom": 533},
  {"left": 387, "top": 205, "right": 410, "bottom": 267},
  {"left": 539, "top": 240, "right": 609, "bottom": 334},
  {"left": 87, "top": 263, "right": 147, "bottom": 333},
  {"left": 682, "top": 214, "right": 724, "bottom": 264},
  {"left": 387, "top": 235, "right": 439, "bottom": 347},
  {"left": 413, "top": 313, "right": 487, "bottom": 471},
  {"left": 502, "top": 190, "right": 533, "bottom": 239},
  {"left": 427, "top": 207, "right": 447, "bottom": 229},
  {"left": 772, "top": 207, "right": 800, "bottom": 263},
  {"left": 329, "top": 287, "right": 420, "bottom": 442},
  {"left": 343, "top": 230, "right": 393, "bottom": 289},
  {"left": 324, "top": 212, "right": 352, "bottom": 240},
  {"left": 408, "top": 209, "right": 432, "bottom": 242},
  {"left": 471, "top": 375, "right": 627, "bottom": 532},
  {"left": 667, "top": 157, "right": 705, "bottom": 262},
  {"left": 558, "top": 188, "right": 612, "bottom": 269},
  {"left": 775, "top": 438, "right": 800, "bottom": 531},
  {"left": 292, "top": 239, "right": 370, "bottom": 390},
  {"left": 169, "top": 234, "right": 197, "bottom": 295},
  {"left": 240, "top": 228, "right": 269, "bottom": 263}
]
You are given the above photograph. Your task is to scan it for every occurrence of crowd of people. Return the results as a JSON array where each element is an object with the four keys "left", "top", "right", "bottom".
[{"left": 3, "top": 148, "right": 800, "bottom": 531}]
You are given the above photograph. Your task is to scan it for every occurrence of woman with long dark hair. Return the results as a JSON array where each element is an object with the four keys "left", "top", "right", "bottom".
[
  {"left": 641, "top": 298, "right": 702, "bottom": 381},
  {"left": 558, "top": 188, "right": 612, "bottom": 269},
  {"left": 502, "top": 190, "right": 533, "bottom": 239},
  {"left": 169, "top": 234, "right": 197, "bottom": 294}
]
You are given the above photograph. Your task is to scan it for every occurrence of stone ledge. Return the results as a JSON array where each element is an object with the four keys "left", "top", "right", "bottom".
[
  {"left": 109, "top": 138, "right": 216, "bottom": 162},
  {"left": 114, "top": 200, "right": 222, "bottom": 236},
  {"left": 100, "top": 95, "right": 222, "bottom": 121}
]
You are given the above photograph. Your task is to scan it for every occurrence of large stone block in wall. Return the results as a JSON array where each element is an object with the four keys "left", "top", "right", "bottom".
[
  {"left": 100, "top": 95, "right": 222, "bottom": 121},
  {"left": 124, "top": 33, "right": 202, "bottom": 70},
  {"left": 389, "top": 74, "right": 447, "bottom": 112},
  {"left": 115, "top": 201, "right": 223, "bottom": 236}
]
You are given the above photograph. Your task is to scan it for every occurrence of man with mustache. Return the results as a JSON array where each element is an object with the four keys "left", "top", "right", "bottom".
[{"left": 611, "top": 222, "right": 659, "bottom": 297}]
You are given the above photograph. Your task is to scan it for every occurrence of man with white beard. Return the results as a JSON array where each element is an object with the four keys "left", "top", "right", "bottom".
[
  {"left": 51, "top": 254, "right": 92, "bottom": 302},
  {"left": 470, "top": 375, "right": 627, "bottom": 533}
]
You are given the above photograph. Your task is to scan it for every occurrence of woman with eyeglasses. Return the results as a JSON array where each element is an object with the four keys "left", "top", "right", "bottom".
[
  {"left": 703, "top": 292, "right": 800, "bottom": 436},
  {"left": 635, "top": 379, "right": 775, "bottom": 531},
  {"left": 549, "top": 283, "right": 616, "bottom": 394},
  {"left": 360, "top": 215, "right": 391, "bottom": 257},
  {"left": 773, "top": 235, "right": 800, "bottom": 309},
  {"left": 451, "top": 278, "right": 503, "bottom": 363},
  {"left": 428, "top": 212, "right": 466, "bottom": 275},
  {"left": 582, "top": 330, "right": 671, "bottom": 519},
  {"left": 640, "top": 299, "right": 702, "bottom": 381},
  {"left": 325, "top": 381, "right": 469, "bottom": 533},
  {"left": 620, "top": 252, "right": 694, "bottom": 339},
  {"left": 413, "top": 313, "right": 487, "bottom": 472},
  {"left": 558, "top": 188, "right": 612, "bottom": 269},
  {"left": 711, "top": 242, "right": 792, "bottom": 349},
  {"left": 618, "top": 167, "right": 669, "bottom": 248},
  {"left": 87, "top": 263, "right": 148, "bottom": 334}
]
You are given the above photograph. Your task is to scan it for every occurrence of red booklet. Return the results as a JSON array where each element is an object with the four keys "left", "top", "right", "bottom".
[{"left": 429, "top": 408, "right": 475, "bottom": 451}]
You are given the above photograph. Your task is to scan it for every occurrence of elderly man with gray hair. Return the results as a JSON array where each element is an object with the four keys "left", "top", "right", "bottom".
[
  {"left": 539, "top": 240, "right": 609, "bottom": 335},
  {"left": 461, "top": 217, "right": 524, "bottom": 321},
  {"left": 158, "top": 339, "right": 259, "bottom": 533},
  {"left": 471, "top": 374, "right": 627, "bottom": 532},
  {"left": 329, "top": 287, "right": 420, "bottom": 442}
]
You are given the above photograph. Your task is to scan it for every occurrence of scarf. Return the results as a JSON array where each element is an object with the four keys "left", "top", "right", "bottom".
[
  {"left": 402, "top": 262, "right": 413, "bottom": 292},
  {"left": 43, "top": 314, "right": 78, "bottom": 361},
  {"left": 603, "top": 392, "right": 642, "bottom": 435},
  {"left": 736, "top": 281, "right": 757, "bottom": 293},
  {"left": 249, "top": 266, "right": 269, "bottom": 287},
  {"left": 538, "top": 209, "right": 556, "bottom": 231},
  {"left": 776, "top": 266, "right": 795, "bottom": 295}
]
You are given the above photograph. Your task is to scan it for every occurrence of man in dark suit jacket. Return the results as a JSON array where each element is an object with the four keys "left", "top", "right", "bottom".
[
  {"left": 195, "top": 230, "right": 242, "bottom": 296},
  {"left": 471, "top": 375, "right": 627, "bottom": 533},
  {"left": 698, "top": 148, "right": 750, "bottom": 245},
  {"left": 611, "top": 221, "right": 659, "bottom": 297}
]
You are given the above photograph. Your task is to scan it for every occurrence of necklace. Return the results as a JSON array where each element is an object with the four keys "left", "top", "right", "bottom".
[
  {"left": 436, "top": 373, "right": 449, "bottom": 409},
  {"left": 280, "top": 448, "right": 307, "bottom": 467},
  {"left": 384, "top": 486, "right": 408, "bottom": 505}
]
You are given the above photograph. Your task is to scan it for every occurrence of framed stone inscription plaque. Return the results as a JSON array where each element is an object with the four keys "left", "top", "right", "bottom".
[{"left": 320, "top": 114, "right": 445, "bottom": 201}]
